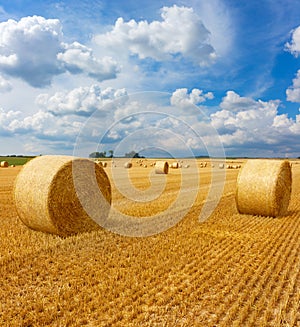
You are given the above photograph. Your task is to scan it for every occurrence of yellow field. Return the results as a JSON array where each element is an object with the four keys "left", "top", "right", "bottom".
[{"left": 0, "top": 159, "right": 299, "bottom": 326}]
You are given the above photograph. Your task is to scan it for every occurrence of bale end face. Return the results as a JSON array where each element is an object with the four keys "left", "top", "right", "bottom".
[{"left": 14, "top": 155, "right": 112, "bottom": 236}]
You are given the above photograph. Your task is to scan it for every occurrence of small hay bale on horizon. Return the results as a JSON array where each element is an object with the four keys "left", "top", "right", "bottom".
[
  {"left": 236, "top": 159, "right": 292, "bottom": 217},
  {"left": 170, "top": 162, "right": 179, "bottom": 169},
  {"left": 14, "top": 155, "right": 112, "bottom": 237},
  {"left": 155, "top": 161, "right": 169, "bottom": 174}
]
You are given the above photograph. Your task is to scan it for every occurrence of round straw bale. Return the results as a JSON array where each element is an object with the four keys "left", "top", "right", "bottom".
[
  {"left": 236, "top": 159, "right": 292, "bottom": 217},
  {"left": 14, "top": 155, "right": 111, "bottom": 236},
  {"left": 124, "top": 162, "right": 132, "bottom": 168},
  {"left": 155, "top": 161, "right": 169, "bottom": 174},
  {"left": 0, "top": 161, "right": 9, "bottom": 167},
  {"left": 219, "top": 163, "right": 224, "bottom": 169},
  {"left": 170, "top": 162, "right": 179, "bottom": 169},
  {"left": 101, "top": 161, "right": 107, "bottom": 167}
]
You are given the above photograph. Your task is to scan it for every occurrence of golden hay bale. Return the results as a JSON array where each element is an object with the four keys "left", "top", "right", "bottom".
[
  {"left": 236, "top": 159, "right": 292, "bottom": 217},
  {"left": 219, "top": 163, "right": 225, "bottom": 169},
  {"left": 101, "top": 161, "right": 107, "bottom": 167},
  {"left": 124, "top": 162, "right": 132, "bottom": 168},
  {"left": 170, "top": 162, "right": 179, "bottom": 169},
  {"left": 0, "top": 161, "right": 9, "bottom": 167},
  {"left": 14, "top": 155, "right": 111, "bottom": 236},
  {"left": 155, "top": 161, "right": 169, "bottom": 174}
]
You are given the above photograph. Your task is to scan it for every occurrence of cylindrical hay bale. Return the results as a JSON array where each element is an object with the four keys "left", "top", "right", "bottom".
[
  {"left": 170, "top": 162, "right": 179, "bottom": 169},
  {"left": 124, "top": 162, "right": 132, "bottom": 168},
  {"left": 14, "top": 155, "right": 112, "bottom": 236},
  {"left": 101, "top": 161, "right": 107, "bottom": 168},
  {"left": 236, "top": 160, "right": 292, "bottom": 217},
  {"left": 219, "top": 163, "right": 224, "bottom": 169},
  {"left": 0, "top": 161, "right": 9, "bottom": 167},
  {"left": 155, "top": 161, "right": 169, "bottom": 174}
]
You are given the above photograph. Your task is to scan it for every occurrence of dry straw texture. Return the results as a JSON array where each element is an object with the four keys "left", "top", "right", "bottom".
[
  {"left": 14, "top": 155, "right": 112, "bottom": 236},
  {"left": 155, "top": 161, "right": 169, "bottom": 174},
  {"left": 0, "top": 161, "right": 9, "bottom": 167},
  {"left": 236, "top": 159, "right": 292, "bottom": 217}
]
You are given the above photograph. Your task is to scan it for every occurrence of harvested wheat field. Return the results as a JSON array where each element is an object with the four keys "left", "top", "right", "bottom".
[{"left": 0, "top": 159, "right": 299, "bottom": 326}]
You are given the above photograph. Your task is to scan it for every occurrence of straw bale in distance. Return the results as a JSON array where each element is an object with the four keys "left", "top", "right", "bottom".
[
  {"left": 0, "top": 161, "right": 9, "bottom": 167},
  {"left": 124, "top": 162, "right": 132, "bottom": 168},
  {"left": 236, "top": 159, "right": 292, "bottom": 217},
  {"left": 14, "top": 155, "right": 112, "bottom": 236},
  {"left": 155, "top": 161, "right": 169, "bottom": 174},
  {"left": 170, "top": 162, "right": 179, "bottom": 169}
]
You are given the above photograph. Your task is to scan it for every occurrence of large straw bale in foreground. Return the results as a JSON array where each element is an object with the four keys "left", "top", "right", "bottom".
[
  {"left": 236, "top": 159, "right": 292, "bottom": 217},
  {"left": 0, "top": 161, "right": 9, "bottom": 167},
  {"left": 155, "top": 161, "right": 169, "bottom": 174},
  {"left": 14, "top": 155, "right": 111, "bottom": 236}
]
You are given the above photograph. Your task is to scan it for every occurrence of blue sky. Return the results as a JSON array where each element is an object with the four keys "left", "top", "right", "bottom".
[{"left": 0, "top": 0, "right": 300, "bottom": 157}]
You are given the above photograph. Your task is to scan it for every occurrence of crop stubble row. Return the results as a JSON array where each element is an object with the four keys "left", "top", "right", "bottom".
[{"left": 0, "top": 161, "right": 299, "bottom": 326}]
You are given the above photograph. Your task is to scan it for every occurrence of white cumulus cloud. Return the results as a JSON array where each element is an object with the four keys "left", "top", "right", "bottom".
[
  {"left": 36, "top": 84, "right": 127, "bottom": 116},
  {"left": 286, "top": 69, "right": 300, "bottom": 102},
  {"left": 170, "top": 88, "right": 214, "bottom": 108},
  {"left": 285, "top": 25, "right": 300, "bottom": 57},
  {"left": 94, "top": 5, "right": 216, "bottom": 66},
  {"left": 211, "top": 91, "right": 300, "bottom": 149},
  {"left": 57, "top": 42, "right": 120, "bottom": 81},
  {"left": 0, "top": 16, "right": 120, "bottom": 87}
]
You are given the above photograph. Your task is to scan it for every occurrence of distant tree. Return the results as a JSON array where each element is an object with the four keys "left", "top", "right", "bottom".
[
  {"left": 124, "top": 150, "right": 144, "bottom": 158},
  {"left": 89, "top": 151, "right": 107, "bottom": 158},
  {"left": 108, "top": 150, "right": 114, "bottom": 158}
]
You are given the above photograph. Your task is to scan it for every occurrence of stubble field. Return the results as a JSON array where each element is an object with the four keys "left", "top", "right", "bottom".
[{"left": 0, "top": 159, "right": 299, "bottom": 326}]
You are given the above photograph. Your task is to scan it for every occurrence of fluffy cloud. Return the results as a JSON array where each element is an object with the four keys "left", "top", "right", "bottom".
[
  {"left": 95, "top": 5, "right": 216, "bottom": 66},
  {"left": 211, "top": 91, "right": 300, "bottom": 150},
  {"left": 286, "top": 69, "right": 300, "bottom": 102},
  {"left": 285, "top": 25, "right": 300, "bottom": 57},
  {"left": 0, "top": 107, "right": 22, "bottom": 136},
  {"left": 57, "top": 42, "right": 120, "bottom": 81},
  {"left": 170, "top": 88, "right": 214, "bottom": 108},
  {"left": 36, "top": 84, "right": 127, "bottom": 116},
  {"left": 219, "top": 90, "right": 261, "bottom": 112},
  {"left": 0, "top": 16, "right": 119, "bottom": 87}
]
